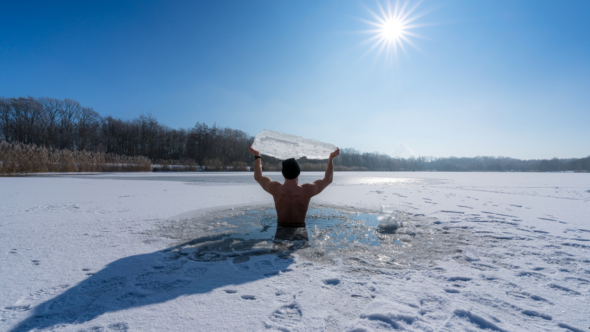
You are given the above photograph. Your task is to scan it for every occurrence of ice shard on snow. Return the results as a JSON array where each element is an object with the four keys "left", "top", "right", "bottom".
[
  {"left": 252, "top": 130, "right": 336, "bottom": 160},
  {"left": 463, "top": 247, "right": 480, "bottom": 261}
]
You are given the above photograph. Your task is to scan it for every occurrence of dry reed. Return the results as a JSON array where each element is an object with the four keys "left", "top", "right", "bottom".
[{"left": 0, "top": 140, "right": 151, "bottom": 174}]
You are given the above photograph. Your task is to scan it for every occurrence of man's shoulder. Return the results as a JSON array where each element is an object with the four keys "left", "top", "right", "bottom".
[
  {"left": 267, "top": 180, "right": 282, "bottom": 189},
  {"left": 300, "top": 183, "right": 317, "bottom": 193}
]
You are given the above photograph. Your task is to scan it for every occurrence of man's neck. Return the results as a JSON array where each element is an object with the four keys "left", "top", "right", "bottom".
[{"left": 283, "top": 178, "right": 299, "bottom": 186}]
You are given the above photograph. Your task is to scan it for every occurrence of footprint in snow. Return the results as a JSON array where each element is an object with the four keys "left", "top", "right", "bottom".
[
  {"left": 77, "top": 322, "right": 129, "bottom": 332},
  {"left": 183, "top": 267, "right": 207, "bottom": 278},
  {"left": 108, "top": 322, "right": 129, "bottom": 331},
  {"left": 469, "top": 263, "right": 497, "bottom": 271},
  {"left": 516, "top": 271, "right": 547, "bottom": 280},
  {"left": 115, "top": 291, "right": 147, "bottom": 306},
  {"left": 46, "top": 277, "right": 127, "bottom": 312},
  {"left": 323, "top": 278, "right": 341, "bottom": 286},
  {"left": 521, "top": 310, "right": 552, "bottom": 321},
  {"left": 232, "top": 256, "right": 250, "bottom": 264},
  {"left": 447, "top": 276, "right": 472, "bottom": 282},
  {"left": 135, "top": 271, "right": 168, "bottom": 282},
  {"left": 266, "top": 303, "right": 302, "bottom": 330},
  {"left": 530, "top": 294, "right": 550, "bottom": 302},
  {"left": 135, "top": 279, "right": 191, "bottom": 293},
  {"left": 254, "top": 260, "right": 274, "bottom": 270},
  {"left": 81, "top": 276, "right": 127, "bottom": 294},
  {"left": 564, "top": 277, "right": 589, "bottom": 286},
  {"left": 3, "top": 305, "right": 31, "bottom": 312},
  {"left": 538, "top": 217, "right": 557, "bottom": 222},
  {"left": 547, "top": 284, "right": 581, "bottom": 296},
  {"left": 444, "top": 309, "right": 507, "bottom": 332},
  {"left": 557, "top": 322, "right": 586, "bottom": 332}
]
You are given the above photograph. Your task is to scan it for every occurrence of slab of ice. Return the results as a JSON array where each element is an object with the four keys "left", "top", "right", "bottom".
[
  {"left": 251, "top": 130, "right": 336, "bottom": 160},
  {"left": 377, "top": 213, "right": 403, "bottom": 232},
  {"left": 463, "top": 247, "right": 480, "bottom": 261}
]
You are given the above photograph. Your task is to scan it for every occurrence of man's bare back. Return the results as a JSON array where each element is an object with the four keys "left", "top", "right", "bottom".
[{"left": 249, "top": 146, "right": 340, "bottom": 227}]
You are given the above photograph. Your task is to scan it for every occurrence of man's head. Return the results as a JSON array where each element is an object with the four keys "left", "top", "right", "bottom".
[{"left": 281, "top": 158, "right": 300, "bottom": 180}]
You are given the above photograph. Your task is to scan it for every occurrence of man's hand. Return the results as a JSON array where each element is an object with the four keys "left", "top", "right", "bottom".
[
  {"left": 249, "top": 146, "right": 260, "bottom": 157},
  {"left": 329, "top": 147, "right": 340, "bottom": 159}
]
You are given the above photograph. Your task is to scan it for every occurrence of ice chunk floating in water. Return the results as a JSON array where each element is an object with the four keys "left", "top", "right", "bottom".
[
  {"left": 252, "top": 130, "right": 336, "bottom": 160},
  {"left": 378, "top": 206, "right": 402, "bottom": 232}
]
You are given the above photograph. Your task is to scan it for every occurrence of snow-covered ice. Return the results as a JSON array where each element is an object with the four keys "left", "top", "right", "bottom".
[
  {"left": 252, "top": 130, "right": 337, "bottom": 160},
  {"left": 1, "top": 172, "right": 589, "bottom": 331}
]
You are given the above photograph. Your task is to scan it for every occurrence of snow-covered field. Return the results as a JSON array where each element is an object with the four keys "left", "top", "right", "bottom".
[{"left": 1, "top": 172, "right": 589, "bottom": 332}]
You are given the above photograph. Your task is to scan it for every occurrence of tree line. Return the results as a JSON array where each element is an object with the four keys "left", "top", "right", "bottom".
[
  {"left": 331, "top": 151, "right": 590, "bottom": 172},
  {"left": 0, "top": 96, "right": 252, "bottom": 167},
  {"left": 1, "top": 96, "right": 588, "bottom": 172}
]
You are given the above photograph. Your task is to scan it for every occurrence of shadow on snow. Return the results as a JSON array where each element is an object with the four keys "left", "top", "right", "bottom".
[{"left": 10, "top": 232, "right": 303, "bottom": 331}]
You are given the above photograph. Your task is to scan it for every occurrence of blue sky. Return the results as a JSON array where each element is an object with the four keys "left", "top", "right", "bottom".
[{"left": 1, "top": 0, "right": 589, "bottom": 159}]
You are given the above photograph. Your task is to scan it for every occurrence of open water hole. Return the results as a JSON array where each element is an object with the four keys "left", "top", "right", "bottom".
[
  {"left": 163, "top": 205, "right": 466, "bottom": 266},
  {"left": 210, "top": 208, "right": 406, "bottom": 249}
]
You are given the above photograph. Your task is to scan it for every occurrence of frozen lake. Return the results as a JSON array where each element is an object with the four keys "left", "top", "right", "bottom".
[
  {"left": 1, "top": 172, "right": 589, "bottom": 331},
  {"left": 30, "top": 171, "right": 447, "bottom": 186}
]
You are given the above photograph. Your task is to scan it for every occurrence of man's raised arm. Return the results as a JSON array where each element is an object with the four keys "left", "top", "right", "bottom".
[
  {"left": 304, "top": 147, "right": 340, "bottom": 197},
  {"left": 249, "top": 146, "right": 278, "bottom": 193}
]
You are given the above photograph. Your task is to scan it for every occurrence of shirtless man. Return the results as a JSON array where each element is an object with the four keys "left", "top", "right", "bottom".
[{"left": 248, "top": 146, "right": 340, "bottom": 227}]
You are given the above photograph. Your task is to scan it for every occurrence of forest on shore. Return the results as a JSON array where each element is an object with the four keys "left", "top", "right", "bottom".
[{"left": 1, "top": 96, "right": 589, "bottom": 173}]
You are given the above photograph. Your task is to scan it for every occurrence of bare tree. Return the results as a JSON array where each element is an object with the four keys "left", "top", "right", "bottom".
[{"left": 76, "top": 107, "right": 101, "bottom": 151}]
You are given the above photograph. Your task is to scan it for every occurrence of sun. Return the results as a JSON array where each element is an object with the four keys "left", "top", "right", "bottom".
[
  {"left": 382, "top": 18, "right": 405, "bottom": 41},
  {"left": 359, "top": 0, "right": 426, "bottom": 63}
]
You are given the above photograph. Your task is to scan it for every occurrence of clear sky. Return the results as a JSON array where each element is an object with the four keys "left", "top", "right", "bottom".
[{"left": 1, "top": 0, "right": 589, "bottom": 159}]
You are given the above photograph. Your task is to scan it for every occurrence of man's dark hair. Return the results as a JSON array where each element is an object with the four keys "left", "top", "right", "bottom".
[{"left": 282, "top": 158, "right": 300, "bottom": 180}]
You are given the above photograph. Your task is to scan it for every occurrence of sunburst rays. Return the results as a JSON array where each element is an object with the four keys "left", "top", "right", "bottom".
[{"left": 359, "top": 0, "right": 428, "bottom": 63}]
